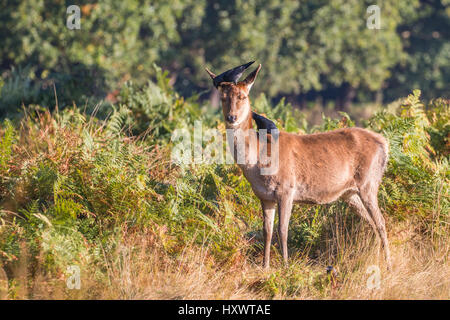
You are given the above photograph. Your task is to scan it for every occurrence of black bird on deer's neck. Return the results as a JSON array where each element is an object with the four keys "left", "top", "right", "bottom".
[
  {"left": 205, "top": 61, "right": 254, "bottom": 87},
  {"left": 252, "top": 112, "right": 278, "bottom": 134}
]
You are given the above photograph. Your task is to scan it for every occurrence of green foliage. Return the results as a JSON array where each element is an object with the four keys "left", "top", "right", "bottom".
[
  {"left": 252, "top": 94, "right": 307, "bottom": 132},
  {"left": 0, "top": 67, "right": 45, "bottom": 118},
  {"left": 0, "top": 0, "right": 194, "bottom": 109},
  {"left": 385, "top": 0, "right": 450, "bottom": 100},
  {"left": 369, "top": 90, "right": 449, "bottom": 226},
  {"left": 425, "top": 98, "right": 450, "bottom": 159},
  {"left": 258, "top": 265, "right": 327, "bottom": 298},
  {"left": 115, "top": 65, "right": 211, "bottom": 140},
  {"left": 0, "top": 119, "right": 15, "bottom": 174}
]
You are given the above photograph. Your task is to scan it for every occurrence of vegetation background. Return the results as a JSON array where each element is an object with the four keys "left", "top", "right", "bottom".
[{"left": 0, "top": 0, "right": 449, "bottom": 299}]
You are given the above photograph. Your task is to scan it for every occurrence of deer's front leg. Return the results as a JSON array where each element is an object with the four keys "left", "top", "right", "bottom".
[
  {"left": 261, "top": 200, "right": 276, "bottom": 269},
  {"left": 278, "top": 195, "right": 293, "bottom": 264}
]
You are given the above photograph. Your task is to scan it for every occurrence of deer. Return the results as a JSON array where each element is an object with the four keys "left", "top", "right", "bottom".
[{"left": 205, "top": 62, "right": 392, "bottom": 270}]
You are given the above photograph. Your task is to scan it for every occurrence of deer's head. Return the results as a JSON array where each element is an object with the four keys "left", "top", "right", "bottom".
[{"left": 206, "top": 63, "right": 261, "bottom": 128}]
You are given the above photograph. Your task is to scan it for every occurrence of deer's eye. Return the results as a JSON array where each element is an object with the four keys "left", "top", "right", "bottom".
[{"left": 238, "top": 94, "right": 246, "bottom": 100}]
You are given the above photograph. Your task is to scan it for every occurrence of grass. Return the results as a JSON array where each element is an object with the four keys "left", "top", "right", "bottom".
[{"left": 0, "top": 75, "right": 448, "bottom": 300}]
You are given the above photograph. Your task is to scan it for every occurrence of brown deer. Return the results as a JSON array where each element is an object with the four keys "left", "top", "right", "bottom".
[{"left": 206, "top": 63, "right": 391, "bottom": 269}]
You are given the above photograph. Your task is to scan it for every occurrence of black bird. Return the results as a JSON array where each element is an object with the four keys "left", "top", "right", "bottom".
[
  {"left": 207, "top": 61, "right": 255, "bottom": 87},
  {"left": 252, "top": 112, "right": 278, "bottom": 134}
]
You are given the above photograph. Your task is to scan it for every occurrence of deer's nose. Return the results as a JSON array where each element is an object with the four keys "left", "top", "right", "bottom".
[{"left": 226, "top": 115, "right": 237, "bottom": 123}]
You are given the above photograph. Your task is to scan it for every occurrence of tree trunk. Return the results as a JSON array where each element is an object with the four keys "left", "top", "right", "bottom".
[
  {"left": 299, "top": 94, "right": 307, "bottom": 109},
  {"left": 342, "top": 84, "right": 356, "bottom": 112},
  {"left": 375, "top": 88, "right": 383, "bottom": 105}
]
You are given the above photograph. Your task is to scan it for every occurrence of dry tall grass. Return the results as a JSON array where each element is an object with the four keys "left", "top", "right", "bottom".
[{"left": 3, "top": 213, "right": 448, "bottom": 300}]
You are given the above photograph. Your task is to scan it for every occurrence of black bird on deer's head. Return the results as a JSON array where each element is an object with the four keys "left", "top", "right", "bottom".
[
  {"left": 205, "top": 60, "right": 278, "bottom": 134},
  {"left": 205, "top": 61, "right": 254, "bottom": 88}
]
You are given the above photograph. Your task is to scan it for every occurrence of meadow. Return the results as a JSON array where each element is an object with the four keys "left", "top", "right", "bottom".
[{"left": 0, "top": 70, "right": 448, "bottom": 299}]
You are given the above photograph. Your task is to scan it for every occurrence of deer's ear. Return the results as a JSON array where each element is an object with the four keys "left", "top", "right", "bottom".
[
  {"left": 205, "top": 68, "right": 216, "bottom": 80},
  {"left": 241, "top": 64, "right": 261, "bottom": 91}
]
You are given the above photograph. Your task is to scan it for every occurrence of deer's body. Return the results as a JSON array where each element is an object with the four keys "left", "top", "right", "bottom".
[
  {"left": 239, "top": 128, "right": 387, "bottom": 203},
  {"left": 206, "top": 63, "right": 391, "bottom": 269}
]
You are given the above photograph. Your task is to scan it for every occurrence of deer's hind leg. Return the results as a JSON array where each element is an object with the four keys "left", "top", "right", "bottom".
[
  {"left": 345, "top": 193, "right": 377, "bottom": 232},
  {"left": 345, "top": 193, "right": 392, "bottom": 269},
  {"left": 359, "top": 188, "right": 392, "bottom": 269}
]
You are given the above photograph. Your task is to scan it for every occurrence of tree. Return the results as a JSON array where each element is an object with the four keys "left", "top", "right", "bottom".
[
  {"left": 0, "top": 0, "right": 188, "bottom": 110},
  {"left": 172, "top": 0, "right": 418, "bottom": 107},
  {"left": 385, "top": 0, "right": 450, "bottom": 101}
]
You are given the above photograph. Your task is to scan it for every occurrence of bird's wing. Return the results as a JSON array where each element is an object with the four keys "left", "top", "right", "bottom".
[
  {"left": 213, "top": 61, "right": 255, "bottom": 86},
  {"left": 252, "top": 112, "right": 278, "bottom": 133}
]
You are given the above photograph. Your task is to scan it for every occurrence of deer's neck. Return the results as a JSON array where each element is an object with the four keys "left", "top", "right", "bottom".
[
  {"left": 228, "top": 106, "right": 259, "bottom": 168},
  {"left": 234, "top": 106, "right": 253, "bottom": 131}
]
